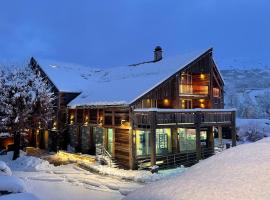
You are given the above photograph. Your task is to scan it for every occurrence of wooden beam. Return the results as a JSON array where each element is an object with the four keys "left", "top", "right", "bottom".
[
  {"left": 150, "top": 111, "right": 157, "bottom": 166},
  {"left": 218, "top": 126, "right": 223, "bottom": 146},
  {"left": 129, "top": 109, "right": 136, "bottom": 169},
  {"left": 207, "top": 127, "right": 214, "bottom": 150}
]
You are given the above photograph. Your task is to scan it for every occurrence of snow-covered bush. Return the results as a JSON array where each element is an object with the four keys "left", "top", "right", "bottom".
[
  {"left": 0, "top": 161, "right": 12, "bottom": 176},
  {"left": 237, "top": 119, "right": 270, "bottom": 143},
  {"left": 243, "top": 128, "right": 265, "bottom": 142}
]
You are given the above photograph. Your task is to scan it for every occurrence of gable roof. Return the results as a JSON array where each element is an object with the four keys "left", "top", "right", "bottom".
[{"left": 34, "top": 48, "right": 213, "bottom": 107}]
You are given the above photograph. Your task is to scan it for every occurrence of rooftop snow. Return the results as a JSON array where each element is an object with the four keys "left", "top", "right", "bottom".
[{"left": 35, "top": 48, "right": 211, "bottom": 107}]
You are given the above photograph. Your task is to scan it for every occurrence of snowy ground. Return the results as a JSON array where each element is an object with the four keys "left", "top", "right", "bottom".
[
  {"left": 0, "top": 152, "right": 186, "bottom": 200},
  {"left": 126, "top": 137, "right": 270, "bottom": 200}
]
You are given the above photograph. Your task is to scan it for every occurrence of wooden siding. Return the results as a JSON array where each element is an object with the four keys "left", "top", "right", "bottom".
[{"left": 114, "top": 128, "right": 130, "bottom": 168}]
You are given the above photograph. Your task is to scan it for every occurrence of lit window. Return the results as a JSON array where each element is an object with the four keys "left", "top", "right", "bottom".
[{"left": 213, "top": 88, "right": 220, "bottom": 97}]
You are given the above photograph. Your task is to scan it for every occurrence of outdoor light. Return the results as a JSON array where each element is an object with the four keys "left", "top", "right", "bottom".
[
  {"left": 52, "top": 121, "right": 57, "bottom": 130},
  {"left": 199, "top": 99, "right": 205, "bottom": 103},
  {"left": 164, "top": 99, "right": 170, "bottom": 106},
  {"left": 200, "top": 73, "right": 205, "bottom": 79},
  {"left": 200, "top": 103, "right": 205, "bottom": 108},
  {"left": 70, "top": 114, "right": 74, "bottom": 125},
  {"left": 121, "top": 119, "right": 126, "bottom": 125},
  {"left": 98, "top": 117, "right": 103, "bottom": 125},
  {"left": 84, "top": 116, "right": 89, "bottom": 126}
]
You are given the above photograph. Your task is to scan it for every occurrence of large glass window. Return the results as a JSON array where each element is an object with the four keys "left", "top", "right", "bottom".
[
  {"left": 107, "top": 128, "right": 114, "bottom": 154},
  {"left": 178, "top": 128, "right": 196, "bottom": 152},
  {"left": 156, "top": 128, "right": 172, "bottom": 154},
  {"left": 178, "top": 129, "right": 208, "bottom": 152},
  {"left": 135, "top": 130, "right": 150, "bottom": 156}
]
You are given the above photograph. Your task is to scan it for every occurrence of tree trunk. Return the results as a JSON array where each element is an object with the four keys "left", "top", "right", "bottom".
[{"left": 13, "top": 132, "right": 21, "bottom": 160}]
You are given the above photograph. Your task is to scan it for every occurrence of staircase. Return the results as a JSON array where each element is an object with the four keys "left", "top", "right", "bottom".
[{"left": 99, "top": 146, "right": 119, "bottom": 168}]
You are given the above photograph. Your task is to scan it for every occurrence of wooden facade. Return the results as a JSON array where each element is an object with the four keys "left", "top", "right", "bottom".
[
  {"left": 22, "top": 48, "right": 237, "bottom": 170},
  {"left": 64, "top": 48, "right": 237, "bottom": 169}
]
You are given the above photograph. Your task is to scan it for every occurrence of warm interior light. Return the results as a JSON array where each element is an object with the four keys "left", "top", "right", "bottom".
[
  {"left": 200, "top": 103, "right": 205, "bottom": 108},
  {"left": 70, "top": 114, "right": 74, "bottom": 125},
  {"left": 164, "top": 99, "right": 170, "bottom": 106},
  {"left": 199, "top": 99, "right": 205, "bottom": 103},
  {"left": 200, "top": 73, "right": 205, "bottom": 79}
]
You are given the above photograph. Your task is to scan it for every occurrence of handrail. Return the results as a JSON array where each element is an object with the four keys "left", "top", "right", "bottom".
[
  {"left": 100, "top": 146, "right": 113, "bottom": 167},
  {"left": 137, "top": 147, "right": 216, "bottom": 170},
  {"left": 133, "top": 109, "right": 235, "bottom": 127}
]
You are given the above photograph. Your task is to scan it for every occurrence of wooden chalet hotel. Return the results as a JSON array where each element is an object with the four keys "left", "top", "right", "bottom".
[{"left": 30, "top": 47, "right": 236, "bottom": 169}]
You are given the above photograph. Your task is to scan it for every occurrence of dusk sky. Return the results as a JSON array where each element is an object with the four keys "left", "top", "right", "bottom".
[{"left": 0, "top": 0, "right": 269, "bottom": 67}]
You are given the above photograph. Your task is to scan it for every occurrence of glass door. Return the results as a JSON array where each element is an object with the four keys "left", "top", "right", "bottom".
[{"left": 107, "top": 128, "right": 114, "bottom": 154}]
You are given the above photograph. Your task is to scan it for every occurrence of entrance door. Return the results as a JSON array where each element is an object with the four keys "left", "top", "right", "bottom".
[{"left": 93, "top": 127, "right": 104, "bottom": 155}]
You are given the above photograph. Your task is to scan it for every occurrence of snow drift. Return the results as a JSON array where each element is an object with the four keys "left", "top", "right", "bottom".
[
  {"left": 0, "top": 175, "right": 27, "bottom": 193},
  {"left": 125, "top": 138, "right": 270, "bottom": 200},
  {"left": 0, "top": 193, "right": 39, "bottom": 200},
  {"left": 0, "top": 152, "right": 52, "bottom": 172}
]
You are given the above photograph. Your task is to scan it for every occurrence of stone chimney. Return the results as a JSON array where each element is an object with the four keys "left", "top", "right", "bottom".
[{"left": 154, "top": 46, "right": 162, "bottom": 62}]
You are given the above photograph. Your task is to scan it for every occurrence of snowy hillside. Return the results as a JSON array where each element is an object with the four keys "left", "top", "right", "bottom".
[
  {"left": 221, "top": 68, "right": 270, "bottom": 118},
  {"left": 125, "top": 137, "right": 270, "bottom": 200}
]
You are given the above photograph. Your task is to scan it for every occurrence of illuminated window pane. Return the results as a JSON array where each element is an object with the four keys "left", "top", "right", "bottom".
[
  {"left": 178, "top": 128, "right": 196, "bottom": 152},
  {"left": 107, "top": 128, "right": 114, "bottom": 154},
  {"left": 136, "top": 130, "right": 150, "bottom": 156},
  {"left": 156, "top": 128, "right": 172, "bottom": 154},
  {"left": 213, "top": 88, "right": 220, "bottom": 97}
]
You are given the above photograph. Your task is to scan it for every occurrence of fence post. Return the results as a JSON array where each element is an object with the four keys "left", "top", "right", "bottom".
[
  {"left": 150, "top": 111, "right": 157, "bottom": 166},
  {"left": 195, "top": 111, "right": 202, "bottom": 161}
]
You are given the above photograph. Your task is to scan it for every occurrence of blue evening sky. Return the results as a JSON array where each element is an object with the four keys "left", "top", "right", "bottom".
[{"left": 0, "top": 0, "right": 269, "bottom": 68}]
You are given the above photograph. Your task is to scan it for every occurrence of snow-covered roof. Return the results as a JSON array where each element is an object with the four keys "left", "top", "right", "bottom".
[
  {"left": 134, "top": 108, "right": 237, "bottom": 113},
  {"left": 35, "top": 48, "right": 212, "bottom": 107}
]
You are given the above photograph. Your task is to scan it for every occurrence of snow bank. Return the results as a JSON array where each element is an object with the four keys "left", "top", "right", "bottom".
[
  {"left": 0, "top": 161, "right": 12, "bottom": 176},
  {"left": 0, "top": 193, "right": 39, "bottom": 200},
  {"left": 0, "top": 152, "right": 52, "bottom": 172},
  {"left": 50, "top": 151, "right": 186, "bottom": 183},
  {"left": 80, "top": 162, "right": 186, "bottom": 183},
  {"left": 0, "top": 175, "right": 26, "bottom": 193},
  {"left": 125, "top": 138, "right": 270, "bottom": 200}
]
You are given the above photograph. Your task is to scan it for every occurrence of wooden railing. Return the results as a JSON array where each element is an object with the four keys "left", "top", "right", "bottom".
[
  {"left": 132, "top": 108, "right": 236, "bottom": 128},
  {"left": 137, "top": 147, "right": 215, "bottom": 170}
]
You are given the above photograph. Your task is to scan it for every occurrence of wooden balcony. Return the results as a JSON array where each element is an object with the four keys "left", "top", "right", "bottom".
[{"left": 132, "top": 108, "right": 236, "bottom": 128}]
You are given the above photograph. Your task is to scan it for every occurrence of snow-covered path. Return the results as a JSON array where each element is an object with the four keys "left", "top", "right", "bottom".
[{"left": 14, "top": 164, "right": 143, "bottom": 200}]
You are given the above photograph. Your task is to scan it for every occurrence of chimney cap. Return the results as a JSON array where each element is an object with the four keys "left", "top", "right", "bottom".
[{"left": 154, "top": 46, "right": 162, "bottom": 51}]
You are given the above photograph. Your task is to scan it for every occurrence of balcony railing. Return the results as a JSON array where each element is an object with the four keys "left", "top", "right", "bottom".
[
  {"left": 179, "top": 84, "right": 209, "bottom": 96},
  {"left": 132, "top": 108, "right": 236, "bottom": 128}
]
